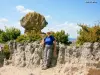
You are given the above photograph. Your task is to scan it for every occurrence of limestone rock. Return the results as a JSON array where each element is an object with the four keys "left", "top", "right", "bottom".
[
  {"left": 6, "top": 41, "right": 100, "bottom": 75},
  {"left": 57, "top": 44, "right": 66, "bottom": 64}
]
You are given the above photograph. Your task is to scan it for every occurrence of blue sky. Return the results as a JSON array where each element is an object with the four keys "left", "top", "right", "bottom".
[{"left": 0, "top": 0, "right": 100, "bottom": 38}]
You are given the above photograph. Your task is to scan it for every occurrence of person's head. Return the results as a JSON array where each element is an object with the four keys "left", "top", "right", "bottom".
[{"left": 46, "top": 31, "right": 51, "bottom": 36}]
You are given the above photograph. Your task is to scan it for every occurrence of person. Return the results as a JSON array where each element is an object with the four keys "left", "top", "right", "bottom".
[{"left": 41, "top": 31, "right": 56, "bottom": 70}]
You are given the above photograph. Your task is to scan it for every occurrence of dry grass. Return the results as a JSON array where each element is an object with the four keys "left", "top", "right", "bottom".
[{"left": 87, "top": 68, "right": 100, "bottom": 75}]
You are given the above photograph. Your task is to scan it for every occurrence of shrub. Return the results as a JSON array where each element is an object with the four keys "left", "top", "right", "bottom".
[
  {"left": 0, "top": 27, "right": 21, "bottom": 43},
  {"left": 51, "top": 30, "right": 69, "bottom": 45},
  {"left": 3, "top": 44, "right": 10, "bottom": 59},
  {"left": 16, "top": 33, "right": 42, "bottom": 43},
  {"left": 0, "top": 29, "right": 4, "bottom": 43},
  {"left": 27, "top": 32, "right": 42, "bottom": 42},
  {"left": 5, "top": 27, "right": 21, "bottom": 40},
  {"left": 16, "top": 35, "right": 29, "bottom": 43},
  {"left": 0, "top": 29, "right": 4, "bottom": 34},
  {"left": 0, "top": 32, "right": 9, "bottom": 42},
  {"left": 77, "top": 24, "right": 100, "bottom": 45}
]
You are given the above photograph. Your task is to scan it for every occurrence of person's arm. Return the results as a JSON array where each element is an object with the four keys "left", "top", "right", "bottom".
[
  {"left": 40, "top": 39, "right": 45, "bottom": 48},
  {"left": 40, "top": 39, "right": 44, "bottom": 45}
]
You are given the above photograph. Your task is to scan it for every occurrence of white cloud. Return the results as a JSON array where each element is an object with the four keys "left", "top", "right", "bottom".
[
  {"left": 42, "top": 22, "right": 81, "bottom": 38},
  {"left": 45, "top": 15, "right": 52, "bottom": 19},
  {"left": 0, "top": 18, "right": 24, "bottom": 34},
  {"left": 0, "top": 18, "right": 9, "bottom": 30},
  {"left": 16, "top": 5, "right": 52, "bottom": 20},
  {"left": 16, "top": 5, "right": 34, "bottom": 14},
  {"left": 0, "top": 18, "right": 8, "bottom": 23},
  {"left": 15, "top": 22, "right": 24, "bottom": 34}
]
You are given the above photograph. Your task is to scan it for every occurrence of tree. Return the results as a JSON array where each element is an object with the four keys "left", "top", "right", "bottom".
[
  {"left": 77, "top": 24, "right": 100, "bottom": 45},
  {"left": 0, "top": 29, "right": 4, "bottom": 34},
  {"left": 0, "top": 29, "right": 4, "bottom": 42},
  {"left": 51, "top": 30, "right": 69, "bottom": 45},
  {"left": 20, "top": 12, "right": 48, "bottom": 34},
  {"left": 0, "top": 27, "right": 21, "bottom": 42}
]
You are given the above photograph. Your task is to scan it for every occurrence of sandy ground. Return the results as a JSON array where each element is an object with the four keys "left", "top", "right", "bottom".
[
  {"left": 1, "top": 65, "right": 100, "bottom": 75},
  {"left": 0, "top": 65, "right": 59, "bottom": 75}
]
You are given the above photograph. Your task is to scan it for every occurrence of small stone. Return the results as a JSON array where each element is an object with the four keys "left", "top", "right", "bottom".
[{"left": 29, "top": 73, "right": 34, "bottom": 75}]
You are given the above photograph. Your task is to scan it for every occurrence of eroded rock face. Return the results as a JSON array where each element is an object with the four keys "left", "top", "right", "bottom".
[
  {"left": 57, "top": 43, "right": 66, "bottom": 64},
  {"left": 7, "top": 41, "right": 100, "bottom": 75},
  {"left": 10, "top": 41, "right": 43, "bottom": 68},
  {"left": 9, "top": 42, "right": 100, "bottom": 66},
  {"left": 57, "top": 42, "right": 100, "bottom": 75}
]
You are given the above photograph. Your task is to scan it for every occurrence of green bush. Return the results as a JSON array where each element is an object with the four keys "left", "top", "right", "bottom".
[
  {"left": 16, "top": 33, "right": 42, "bottom": 43},
  {"left": 0, "top": 29, "right": 4, "bottom": 34},
  {"left": 0, "top": 32, "right": 9, "bottom": 42},
  {"left": 0, "top": 29, "right": 4, "bottom": 43},
  {"left": 28, "top": 32, "right": 42, "bottom": 42},
  {"left": 3, "top": 44, "right": 10, "bottom": 59},
  {"left": 77, "top": 24, "right": 100, "bottom": 45},
  {"left": 16, "top": 35, "right": 29, "bottom": 43},
  {"left": 0, "top": 27, "right": 21, "bottom": 43},
  {"left": 5, "top": 27, "right": 21, "bottom": 40},
  {"left": 51, "top": 30, "right": 69, "bottom": 45}
]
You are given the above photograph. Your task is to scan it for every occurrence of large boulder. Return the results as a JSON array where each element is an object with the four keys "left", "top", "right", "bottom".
[{"left": 20, "top": 12, "right": 48, "bottom": 33}]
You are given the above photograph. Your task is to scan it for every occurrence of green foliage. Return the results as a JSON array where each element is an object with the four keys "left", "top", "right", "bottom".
[
  {"left": 5, "top": 27, "right": 21, "bottom": 40},
  {"left": 27, "top": 33, "right": 42, "bottom": 42},
  {"left": 51, "top": 30, "right": 69, "bottom": 45},
  {"left": 0, "top": 32, "right": 9, "bottom": 42},
  {"left": 3, "top": 44, "right": 10, "bottom": 59},
  {"left": 0, "top": 27, "right": 21, "bottom": 43},
  {"left": 0, "top": 29, "right": 4, "bottom": 34},
  {"left": 77, "top": 24, "right": 100, "bottom": 45},
  {"left": 16, "top": 35, "right": 29, "bottom": 43},
  {"left": 0, "top": 29, "right": 4, "bottom": 42},
  {"left": 20, "top": 12, "right": 48, "bottom": 34},
  {"left": 16, "top": 33, "right": 42, "bottom": 43}
]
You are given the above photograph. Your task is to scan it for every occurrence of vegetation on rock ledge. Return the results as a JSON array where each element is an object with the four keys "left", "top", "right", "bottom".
[{"left": 77, "top": 24, "right": 100, "bottom": 45}]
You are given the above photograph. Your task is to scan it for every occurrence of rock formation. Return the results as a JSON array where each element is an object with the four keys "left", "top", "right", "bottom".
[
  {"left": 20, "top": 12, "right": 48, "bottom": 34},
  {"left": 1, "top": 41, "right": 100, "bottom": 75}
]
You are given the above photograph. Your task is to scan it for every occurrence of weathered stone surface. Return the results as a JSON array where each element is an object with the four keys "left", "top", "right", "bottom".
[
  {"left": 57, "top": 44, "right": 66, "bottom": 64},
  {"left": 20, "top": 12, "right": 48, "bottom": 33},
  {"left": 83, "top": 42, "right": 93, "bottom": 48},
  {"left": 6, "top": 41, "right": 100, "bottom": 75},
  {"left": 9, "top": 41, "right": 43, "bottom": 68}
]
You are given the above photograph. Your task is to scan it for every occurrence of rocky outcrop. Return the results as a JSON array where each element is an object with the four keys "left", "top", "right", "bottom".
[
  {"left": 5, "top": 41, "right": 100, "bottom": 75},
  {"left": 56, "top": 42, "right": 100, "bottom": 75},
  {"left": 9, "top": 41, "right": 43, "bottom": 68},
  {"left": 8, "top": 41, "right": 59, "bottom": 68},
  {"left": 20, "top": 12, "right": 48, "bottom": 33},
  {"left": 57, "top": 42, "right": 100, "bottom": 65}
]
